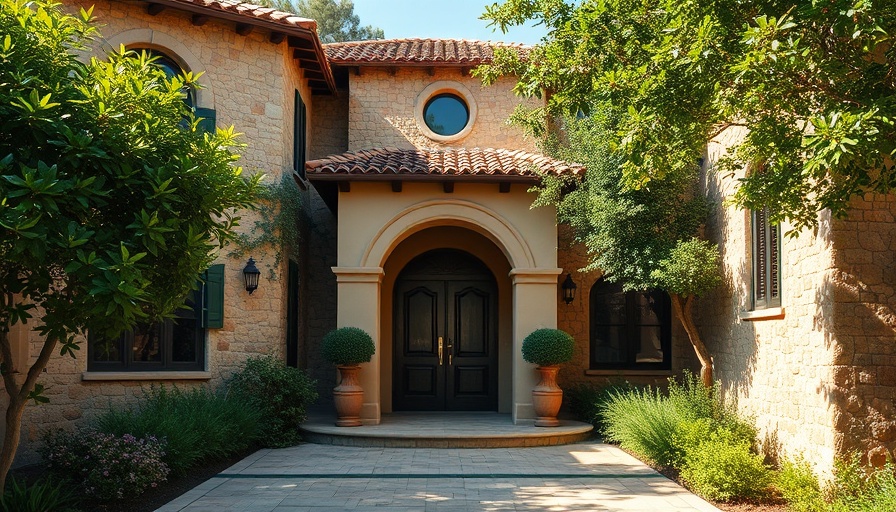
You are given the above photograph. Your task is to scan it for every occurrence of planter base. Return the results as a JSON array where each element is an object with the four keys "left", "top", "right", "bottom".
[
  {"left": 532, "top": 365, "right": 563, "bottom": 428},
  {"left": 333, "top": 365, "right": 364, "bottom": 427}
]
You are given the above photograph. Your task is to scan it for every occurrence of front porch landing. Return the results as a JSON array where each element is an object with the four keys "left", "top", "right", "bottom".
[{"left": 300, "top": 412, "right": 594, "bottom": 448}]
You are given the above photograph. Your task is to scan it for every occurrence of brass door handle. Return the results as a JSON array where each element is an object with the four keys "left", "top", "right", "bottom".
[
  {"left": 438, "top": 337, "right": 443, "bottom": 366},
  {"left": 448, "top": 340, "right": 453, "bottom": 366}
]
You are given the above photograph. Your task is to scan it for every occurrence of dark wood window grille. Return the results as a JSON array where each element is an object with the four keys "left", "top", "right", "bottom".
[{"left": 752, "top": 207, "right": 781, "bottom": 310}]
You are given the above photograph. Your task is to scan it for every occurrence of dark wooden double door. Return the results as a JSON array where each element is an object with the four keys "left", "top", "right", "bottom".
[{"left": 393, "top": 250, "right": 498, "bottom": 411}]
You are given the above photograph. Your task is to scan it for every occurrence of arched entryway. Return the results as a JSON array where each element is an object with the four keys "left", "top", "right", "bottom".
[
  {"left": 393, "top": 249, "right": 499, "bottom": 411},
  {"left": 329, "top": 192, "right": 562, "bottom": 424}
]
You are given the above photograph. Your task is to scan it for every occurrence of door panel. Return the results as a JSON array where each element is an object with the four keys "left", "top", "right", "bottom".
[
  {"left": 446, "top": 282, "right": 497, "bottom": 410},
  {"left": 394, "top": 281, "right": 445, "bottom": 410},
  {"left": 393, "top": 251, "right": 498, "bottom": 412}
]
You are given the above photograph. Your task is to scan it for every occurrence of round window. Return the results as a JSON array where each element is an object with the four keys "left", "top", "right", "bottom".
[{"left": 422, "top": 93, "right": 470, "bottom": 137}]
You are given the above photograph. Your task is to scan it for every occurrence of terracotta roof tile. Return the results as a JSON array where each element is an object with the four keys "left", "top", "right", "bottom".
[
  {"left": 306, "top": 148, "right": 584, "bottom": 180},
  {"left": 324, "top": 39, "right": 530, "bottom": 65},
  {"left": 151, "top": 0, "right": 318, "bottom": 31}
]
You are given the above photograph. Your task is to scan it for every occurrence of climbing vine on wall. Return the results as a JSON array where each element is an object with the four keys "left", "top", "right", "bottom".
[{"left": 229, "top": 173, "right": 303, "bottom": 279}]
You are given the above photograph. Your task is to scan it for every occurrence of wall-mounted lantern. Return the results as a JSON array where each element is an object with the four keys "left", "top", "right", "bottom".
[
  {"left": 243, "top": 257, "right": 261, "bottom": 294},
  {"left": 561, "top": 273, "right": 577, "bottom": 305}
]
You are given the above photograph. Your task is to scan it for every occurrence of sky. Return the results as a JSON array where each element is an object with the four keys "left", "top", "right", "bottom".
[{"left": 352, "top": 0, "right": 546, "bottom": 45}]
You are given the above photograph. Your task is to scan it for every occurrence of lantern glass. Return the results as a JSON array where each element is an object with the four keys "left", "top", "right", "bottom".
[
  {"left": 561, "top": 273, "right": 577, "bottom": 304},
  {"left": 243, "top": 257, "right": 261, "bottom": 294}
]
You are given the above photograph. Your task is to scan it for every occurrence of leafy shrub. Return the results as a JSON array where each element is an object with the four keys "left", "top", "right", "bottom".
[
  {"left": 565, "top": 381, "right": 638, "bottom": 435},
  {"left": 229, "top": 356, "right": 318, "bottom": 447},
  {"left": 672, "top": 418, "right": 716, "bottom": 467},
  {"left": 776, "top": 457, "right": 824, "bottom": 512},
  {"left": 823, "top": 456, "right": 896, "bottom": 511},
  {"left": 668, "top": 371, "right": 757, "bottom": 444},
  {"left": 521, "top": 328, "right": 575, "bottom": 366},
  {"left": 41, "top": 429, "right": 169, "bottom": 500},
  {"left": 0, "top": 477, "right": 79, "bottom": 512},
  {"left": 679, "top": 428, "right": 771, "bottom": 501},
  {"left": 321, "top": 327, "right": 375, "bottom": 365},
  {"left": 96, "top": 385, "right": 261, "bottom": 474},
  {"left": 601, "top": 386, "right": 691, "bottom": 466},
  {"left": 842, "top": 466, "right": 896, "bottom": 511}
]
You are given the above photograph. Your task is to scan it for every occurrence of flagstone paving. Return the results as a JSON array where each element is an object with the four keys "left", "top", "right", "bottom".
[{"left": 156, "top": 442, "right": 721, "bottom": 511}]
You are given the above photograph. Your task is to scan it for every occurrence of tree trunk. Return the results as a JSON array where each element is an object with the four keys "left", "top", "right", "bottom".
[
  {"left": 0, "top": 329, "right": 58, "bottom": 494},
  {"left": 0, "top": 395, "right": 26, "bottom": 494},
  {"left": 669, "top": 293, "right": 713, "bottom": 387}
]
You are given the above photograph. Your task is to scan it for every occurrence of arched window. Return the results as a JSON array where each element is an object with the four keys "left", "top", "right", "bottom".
[
  {"left": 129, "top": 47, "right": 216, "bottom": 132},
  {"left": 137, "top": 49, "right": 195, "bottom": 108},
  {"left": 589, "top": 279, "right": 671, "bottom": 370}
]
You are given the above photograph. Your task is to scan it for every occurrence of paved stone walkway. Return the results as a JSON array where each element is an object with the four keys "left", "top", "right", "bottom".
[{"left": 157, "top": 442, "right": 721, "bottom": 511}]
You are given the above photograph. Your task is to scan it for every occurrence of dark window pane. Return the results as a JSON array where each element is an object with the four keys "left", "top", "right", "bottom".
[
  {"left": 92, "top": 335, "right": 122, "bottom": 362},
  {"left": 423, "top": 94, "right": 469, "bottom": 136},
  {"left": 635, "top": 326, "right": 664, "bottom": 362},
  {"left": 592, "top": 325, "right": 625, "bottom": 364},
  {"left": 132, "top": 323, "right": 162, "bottom": 362},
  {"left": 171, "top": 318, "right": 198, "bottom": 362}
]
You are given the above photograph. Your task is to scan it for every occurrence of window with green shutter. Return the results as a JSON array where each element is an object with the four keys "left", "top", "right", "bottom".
[
  {"left": 194, "top": 107, "right": 216, "bottom": 134},
  {"left": 202, "top": 264, "right": 225, "bottom": 329},
  {"left": 87, "top": 266, "right": 224, "bottom": 371}
]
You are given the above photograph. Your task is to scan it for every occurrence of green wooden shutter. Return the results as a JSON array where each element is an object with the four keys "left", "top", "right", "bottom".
[
  {"left": 195, "top": 107, "right": 217, "bottom": 134},
  {"left": 202, "top": 264, "right": 225, "bottom": 328}
]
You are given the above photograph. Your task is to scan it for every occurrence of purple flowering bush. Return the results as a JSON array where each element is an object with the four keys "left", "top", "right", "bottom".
[{"left": 40, "top": 429, "right": 169, "bottom": 500}]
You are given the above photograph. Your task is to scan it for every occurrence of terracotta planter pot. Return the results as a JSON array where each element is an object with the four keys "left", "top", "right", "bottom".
[
  {"left": 532, "top": 365, "right": 563, "bottom": 427},
  {"left": 333, "top": 365, "right": 364, "bottom": 427}
]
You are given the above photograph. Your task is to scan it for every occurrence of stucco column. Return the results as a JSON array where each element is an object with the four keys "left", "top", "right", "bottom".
[
  {"left": 510, "top": 268, "right": 562, "bottom": 424},
  {"left": 332, "top": 266, "right": 384, "bottom": 425}
]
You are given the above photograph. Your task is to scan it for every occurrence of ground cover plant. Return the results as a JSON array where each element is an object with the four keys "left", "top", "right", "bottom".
[
  {"left": 95, "top": 385, "right": 263, "bottom": 474},
  {"left": 592, "top": 372, "right": 896, "bottom": 509},
  {"left": 229, "top": 355, "right": 319, "bottom": 447},
  {"left": 565, "top": 381, "right": 639, "bottom": 436},
  {"left": 41, "top": 430, "right": 169, "bottom": 500},
  {"left": 0, "top": 476, "right": 78, "bottom": 512},
  {"left": 600, "top": 372, "right": 771, "bottom": 501}
]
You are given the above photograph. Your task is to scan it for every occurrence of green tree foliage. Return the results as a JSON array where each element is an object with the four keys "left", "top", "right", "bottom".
[
  {"left": 528, "top": 106, "right": 721, "bottom": 384},
  {"left": 480, "top": 0, "right": 896, "bottom": 231},
  {"left": 260, "top": 0, "right": 384, "bottom": 42},
  {"left": 0, "top": 0, "right": 261, "bottom": 491}
]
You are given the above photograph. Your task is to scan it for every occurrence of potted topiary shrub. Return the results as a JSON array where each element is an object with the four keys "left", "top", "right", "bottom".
[
  {"left": 522, "top": 328, "right": 575, "bottom": 427},
  {"left": 321, "top": 326, "right": 376, "bottom": 427}
]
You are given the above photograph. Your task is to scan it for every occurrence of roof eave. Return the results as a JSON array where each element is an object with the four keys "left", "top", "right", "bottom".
[
  {"left": 139, "top": 0, "right": 336, "bottom": 94},
  {"left": 306, "top": 173, "right": 542, "bottom": 182}
]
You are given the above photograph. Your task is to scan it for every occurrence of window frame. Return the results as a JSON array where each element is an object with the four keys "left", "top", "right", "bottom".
[
  {"left": 294, "top": 89, "right": 307, "bottom": 180},
  {"left": 87, "top": 264, "right": 225, "bottom": 372},
  {"left": 751, "top": 207, "right": 782, "bottom": 310},
  {"left": 589, "top": 279, "right": 672, "bottom": 371}
]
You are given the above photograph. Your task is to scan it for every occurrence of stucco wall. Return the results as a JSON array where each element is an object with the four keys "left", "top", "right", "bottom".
[
  {"left": 4, "top": 0, "right": 309, "bottom": 466},
  {"left": 700, "top": 125, "right": 839, "bottom": 474},
  {"left": 346, "top": 67, "right": 538, "bottom": 152}
]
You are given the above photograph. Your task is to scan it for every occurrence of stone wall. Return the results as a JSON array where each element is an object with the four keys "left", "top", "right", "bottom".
[
  {"left": 4, "top": 0, "right": 309, "bottom": 466},
  {"left": 700, "top": 125, "right": 839, "bottom": 474},
  {"left": 347, "top": 67, "right": 538, "bottom": 151},
  {"left": 826, "top": 192, "right": 896, "bottom": 466}
]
